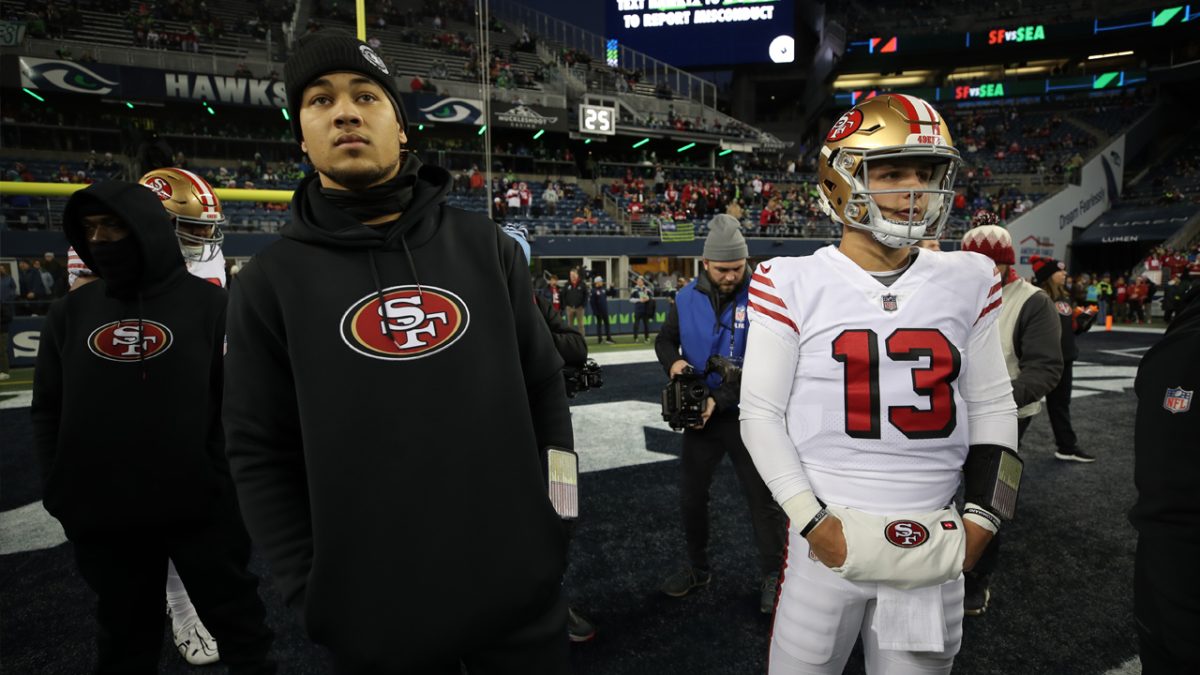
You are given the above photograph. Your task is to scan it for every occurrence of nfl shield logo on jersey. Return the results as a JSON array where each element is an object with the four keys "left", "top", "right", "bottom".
[
  {"left": 881, "top": 293, "right": 898, "bottom": 312},
  {"left": 1163, "top": 387, "right": 1193, "bottom": 414}
]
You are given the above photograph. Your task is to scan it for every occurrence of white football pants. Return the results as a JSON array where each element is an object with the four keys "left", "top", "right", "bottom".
[{"left": 768, "top": 529, "right": 964, "bottom": 675}]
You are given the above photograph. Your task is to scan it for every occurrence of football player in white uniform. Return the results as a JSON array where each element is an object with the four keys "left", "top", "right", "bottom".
[
  {"left": 739, "top": 94, "right": 1019, "bottom": 674},
  {"left": 141, "top": 167, "right": 228, "bottom": 666}
]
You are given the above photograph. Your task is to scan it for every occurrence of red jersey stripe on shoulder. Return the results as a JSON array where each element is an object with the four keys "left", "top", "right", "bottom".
[
  {"left": 989, "top": 281, "right": 1003, "bottom": 296},
  {"left": 751, "top": 272, "right": 776, "bottom": 288},
  {"left": 749, "top": 301, "right": 798, "bottom": 334},
  {"left": 749, "top": 285, "right": 788, "bottom": 309},
  {"left": 976, "top": 297, "right": 1002, "bottom": 325}
]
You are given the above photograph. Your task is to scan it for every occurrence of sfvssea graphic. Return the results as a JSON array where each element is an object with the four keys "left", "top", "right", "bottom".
[{"left": 340, "top": 286, "right": 470, "bottom": 361}]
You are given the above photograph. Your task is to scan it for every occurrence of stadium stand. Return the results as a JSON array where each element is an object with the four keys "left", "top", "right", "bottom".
[{"left": 0, "top": 0, "right": 291, "bottom": 60}]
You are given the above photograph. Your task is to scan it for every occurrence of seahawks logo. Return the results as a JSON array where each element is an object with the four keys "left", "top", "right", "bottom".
[
  {"left": 358, "top": 45, "right": 389, "bottom": 75},
  {"left": 418, "top": 97, "right": 485, "bottom": 124},
  {"left": 19, "top": 57, "right": 119, "bottom": 95}
]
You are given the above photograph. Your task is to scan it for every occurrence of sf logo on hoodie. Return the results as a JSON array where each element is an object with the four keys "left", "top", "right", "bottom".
[
  {"left": 88, "top": 320, "right": 174, "bottom": 362},
  {"left": 341, "top": 286, "right": 470, "bottom": 361}
]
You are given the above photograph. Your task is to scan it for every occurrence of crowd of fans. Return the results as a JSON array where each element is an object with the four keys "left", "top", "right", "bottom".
[{"left": 1064, "top": 244, "right": 1200, "bottom": 324}]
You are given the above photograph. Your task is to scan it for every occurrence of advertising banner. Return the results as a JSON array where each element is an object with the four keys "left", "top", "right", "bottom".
[{"left": 1007, "top": 135, "right": 1126, "bottom": 275}]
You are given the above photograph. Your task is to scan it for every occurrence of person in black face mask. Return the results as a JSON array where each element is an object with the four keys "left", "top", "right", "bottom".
[
  {"left": 223, "top": 32, "right": 574, "bottom": 673},
  {"left": 31, "top": 182, "right": 276, "bottom": 674}
]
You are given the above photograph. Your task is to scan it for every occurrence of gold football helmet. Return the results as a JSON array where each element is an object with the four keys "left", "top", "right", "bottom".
[
  {"left": 817, "top": 94, "right": 961, "bottom": 247},
  {"left": 138, "top": 167, "right": 225, "bottom": 262}
]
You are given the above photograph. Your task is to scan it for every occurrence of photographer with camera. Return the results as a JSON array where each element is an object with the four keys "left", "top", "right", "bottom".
[{"left": 654, "top": 214, "right": 787, "bottom": 614}]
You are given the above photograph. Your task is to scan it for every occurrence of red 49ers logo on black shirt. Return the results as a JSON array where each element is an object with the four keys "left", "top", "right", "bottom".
[
  {"left": 340, "top": 286, "right": 470, "bottom": 361},
  {"left": 87, "top": 320, "right": 174, "bottom": 362}
]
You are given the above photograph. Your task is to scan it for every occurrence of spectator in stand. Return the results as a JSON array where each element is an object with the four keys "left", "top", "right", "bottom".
[
  {"left": 589, "top": 276, "right": 614, "bottom": 345},
  {"left": 542, "top": 183, "right": 559, "bottom": 216},
  {"left": 561, "top": 268, "right": 588, "bottom": 335},
  {"left": 519, "top": 182, "right": 532, "bottom": 217},
  {"left": 1032, "top": 255, "right": 1098, "bottom": 463},
  {"left": 1145, "top": 247, "right": 1164, "bottom": 285}
]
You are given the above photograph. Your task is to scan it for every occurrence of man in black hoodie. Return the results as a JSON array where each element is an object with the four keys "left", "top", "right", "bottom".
[
  {"left": 223, "top": 33, "right": 574, "bottom": 672},
  {"left": 31, "top": 182, "right": 275, "bottom": 674},
  {"left": 1130, "top": 284, "right": 1200, "bottom": 674}
]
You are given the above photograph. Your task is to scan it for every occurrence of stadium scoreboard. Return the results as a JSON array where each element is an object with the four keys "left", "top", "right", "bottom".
[
  {"left": 606, "top": 0, "right": 795, "bottom": 67},
  {"left": 579, "top": 104, "right": 617, "bottom": 136}
]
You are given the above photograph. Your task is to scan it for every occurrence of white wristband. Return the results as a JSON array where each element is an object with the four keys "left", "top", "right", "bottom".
[{"left": 962, "top": 502, "right": 1001, "bottom": 535}]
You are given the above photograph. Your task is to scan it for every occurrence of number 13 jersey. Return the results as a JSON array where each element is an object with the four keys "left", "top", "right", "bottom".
[{"left": 746, "top": 246, "right": 1014, "bottom": 514}]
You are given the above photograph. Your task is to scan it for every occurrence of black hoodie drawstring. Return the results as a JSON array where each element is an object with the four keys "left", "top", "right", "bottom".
[
  {"left": 137, "top": 292, "right": 147, "bottom": 381},
  {"left": 368, "top": 246, "right": 423, "bottom": 352}
]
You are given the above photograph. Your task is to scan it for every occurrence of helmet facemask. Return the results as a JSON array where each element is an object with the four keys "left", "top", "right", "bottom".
[
  {"left": 825, "top": 144, "right": 961, "bottom": 248},
  {"left": 174, "top": 214, "right": 225, "bottom": 263}
]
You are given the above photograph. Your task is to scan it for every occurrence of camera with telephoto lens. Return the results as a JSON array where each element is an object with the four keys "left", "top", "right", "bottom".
[
  {"left": 661, "top": 355, "right": 742, "bottom": 430},
  {"left": 564, "top": 359, "right": 603, "bottom": 398}
]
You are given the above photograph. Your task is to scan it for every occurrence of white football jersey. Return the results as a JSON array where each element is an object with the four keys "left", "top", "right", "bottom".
[
  {"left": 747, "top": 246, "right": 1005, "bottom": 513},
  {"left": 66, "top": 246, "right": 92, "bottom": 286},
  {"left": 188, "top": 248, "right": 226, "bottom": 288}
]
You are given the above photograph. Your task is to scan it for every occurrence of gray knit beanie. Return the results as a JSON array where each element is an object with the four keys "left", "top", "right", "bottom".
[
  {"left": 703, "top": 214, "right": 749, "bottom": 261},
  {"left": 284, "top": 31, "right": 407, "bottom": 142}
]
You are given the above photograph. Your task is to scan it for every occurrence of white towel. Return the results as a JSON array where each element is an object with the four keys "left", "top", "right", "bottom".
[{"left": 872, "top": 583, "right": 946, "bottom": 652}]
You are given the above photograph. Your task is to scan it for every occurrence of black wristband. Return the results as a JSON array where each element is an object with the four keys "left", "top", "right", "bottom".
[{"left": 799, "top": 508, "right": 828, "bottom": 537}]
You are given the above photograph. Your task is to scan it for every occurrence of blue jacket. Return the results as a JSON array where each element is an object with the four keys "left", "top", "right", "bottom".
[
  {"left": 590, "top": 286, "right": 609, "bottom": 314},
  {"left": 676, "top": 273, "right": 750, "bottom": 396}
]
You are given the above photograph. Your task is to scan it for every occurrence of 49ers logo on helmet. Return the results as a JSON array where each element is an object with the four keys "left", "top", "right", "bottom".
[
  {"left": 87, "top": 320, "right": 174, "bottom": 362},
  {"left": 826, "top": 109, "right": 863, "bottom": 142},
  {"left": 340, "top": 286, "right": 469, "bottom": 361},
  {"left": 884, "top": 520, "right": 929, "bottom": 548},
  {"left": 143, "top": 177, "right": 173, "bottom": 201}
]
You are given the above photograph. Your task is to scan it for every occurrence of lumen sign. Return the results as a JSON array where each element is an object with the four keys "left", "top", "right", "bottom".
[{"left": 987, "top": 24, "right": 1046, "bottom": 44}]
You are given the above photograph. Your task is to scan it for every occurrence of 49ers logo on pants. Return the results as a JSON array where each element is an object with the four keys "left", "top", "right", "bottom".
[
  {"left": 884, "top": 520, "right": 929, "bottom": 548},
  {"left": 341, "top": 285, "right": 469, "bottom": 361},
  {"left": 87, "top": 320, "right": 174, "bottom": 362}
]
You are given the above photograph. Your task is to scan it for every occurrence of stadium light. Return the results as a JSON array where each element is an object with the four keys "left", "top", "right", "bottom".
[
  {"left": 1087, "top": 51, "right": 1134, "bottom": 60},
  {"left": 281, "top": 108, "right": 290, "bottom": 121},
  {"left": 477, "top": 124, "right": 488, "bottom": 136},
  {"left": 22, "top": 88, "right": 44, "bottom": 102},
  {"left": 719, "top": 149, "right": 733, "bottom": 156},
  {"left": 677, "top": 142, "right": 695, "bottom": 153},
  {"left": 125, "top": 102, "right": 135, "bottom": 109},
  {"left": 533, "top": 129, "right": 545, "bottom": 140},
  {"left": 632, "top": 138, "right": 650, "bottom": 148}
]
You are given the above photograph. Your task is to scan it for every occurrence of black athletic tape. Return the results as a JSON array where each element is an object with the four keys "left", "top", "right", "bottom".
[{"left": 963, "top": 443, "right": 1023, "bottom": 521}]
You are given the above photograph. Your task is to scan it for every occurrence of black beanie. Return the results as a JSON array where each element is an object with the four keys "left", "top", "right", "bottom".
[
  {"left": 1030, "top": 255, "right": 1064, "bottom": 286},
  {"left": 284, "top": 31, "right": 408, "bottom": 142}
]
